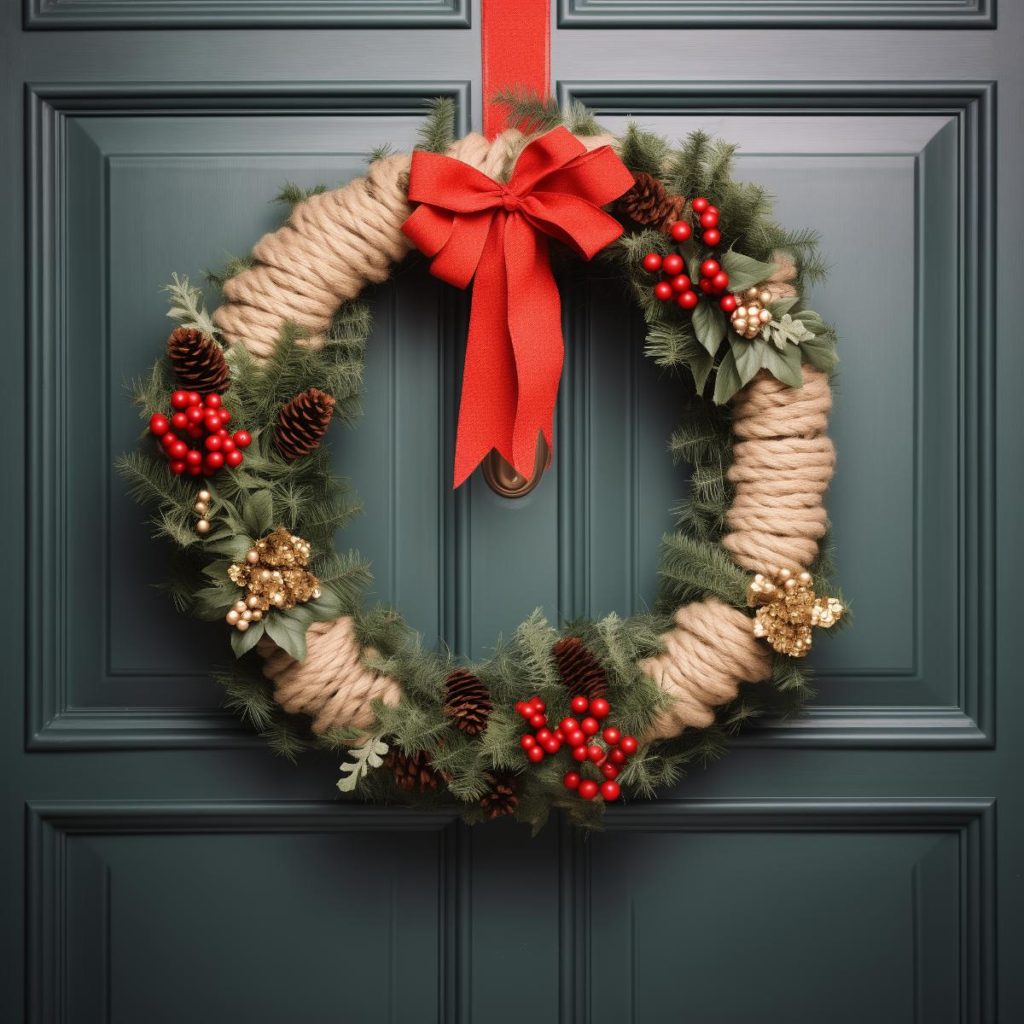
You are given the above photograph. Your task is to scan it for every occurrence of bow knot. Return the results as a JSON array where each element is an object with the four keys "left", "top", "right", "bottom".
[{"left": 402, "top": 127, "right": 634, "bottom": 487}]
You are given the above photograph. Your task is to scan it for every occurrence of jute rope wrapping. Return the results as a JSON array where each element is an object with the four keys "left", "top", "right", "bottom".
[{"left": 212, "top": 132, "right": 835, "bottom": 743}]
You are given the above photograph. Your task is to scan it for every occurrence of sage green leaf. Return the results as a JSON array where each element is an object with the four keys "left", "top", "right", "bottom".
[
  {"left": 205, "top": 534, "right": 254, "bottom": 561},
  {"left": 768, "top": 295, "right": 800, "bottom": 317},
  {"left": 689, "top": 347, "right": 715, "bottom": 394},
  {"left": 230, "top": 618, "right": 265, "bottom": 658},
  {"left": 799, "top": 332, "right": 839, "bottom": 374},
  {"left": 193, "top": 585, "right": 238, "bottom": 621},
  {"left": 337, "top": 733, "right": 389, "bottom": 793},
  {"left": 264, "top": 611, "right": 308, "bottom": 662},
  {"left": 713, "top": 346, "right": 744, "bottom": 404},
  {"left": 241, "top": 489, "right": 274, "bottom": 537},
  {"left": 759, "top": 340, "right": 804, "bottom": 388},
  {"left": 731, "top": 335, "right": 763, "bottom": 387},
  {"left": 721, "top": 250, "right": 777, "bottom": 293},
  {"left": 692, "top": 301, "right": 727, "bottom": 357},
  {"left": 763, "top": 313, "right": 816, "bottom": 350}
]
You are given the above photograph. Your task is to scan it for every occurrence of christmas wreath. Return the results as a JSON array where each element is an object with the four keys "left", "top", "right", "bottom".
[{"left": 119, "top": 96, "right": 846, "bottom": 829}]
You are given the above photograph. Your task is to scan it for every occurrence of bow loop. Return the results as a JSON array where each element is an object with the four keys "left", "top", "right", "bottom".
[{"left": 401, "top": 127, "right": 634, "bottom": 486}]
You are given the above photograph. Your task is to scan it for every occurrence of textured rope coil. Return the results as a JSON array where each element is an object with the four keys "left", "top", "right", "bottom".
[{"left": 213, "top": 136, "right": 834, "bottom": 745}]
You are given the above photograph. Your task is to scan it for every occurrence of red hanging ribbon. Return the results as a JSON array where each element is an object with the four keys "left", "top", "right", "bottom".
[
  {"left": 401, "top": 127, "right": 634, "bottom": 487},
  {"left": 481, "top": 0, "right": 550, "bottom": 139}
]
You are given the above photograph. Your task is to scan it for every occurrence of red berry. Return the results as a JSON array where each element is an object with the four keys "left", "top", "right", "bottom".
[
  {"left": 572, "top": 745, "right": 589, "bottom": 762},
  {"left": 600, "top": 762, "right": 619, "bottom": 780},
  {"left": 531, "top": 698, "right": 545, "bottom": 713},
  {"left": 720, "top": 294, "right": 738, "bottom": 313},
  {"left": 171, "top": 412, "right": 188, "bottom": 429},
  {"left": 515, "top": 701, "right": 531, "bottom": 718},
  {"left": 168, "top": 440, "right": 188, "bottom": 460},
  {"left": 222, "top": 438, "right": 236, "bottom": 452},
  {"left": 204, "top": 393, "right": 222, "bottom": 408},
  {"left": 708, "top": 205, "right": 719, "bottom": 217},
  {"left": 691, "top": 197, "right": 709, "bottom": 214},
  {"left": 587, "top": 744, "right": 605, "bottom": 764},
  {"left": 570, "top": 695, "right": 589, "bottom": 714},
  {"left": 600, "top": 780, "right": 621, "bottom": 802},
  {"left": 670, "top": 274, "right": 691, "bottom": 293},
  {"left": 578, "top": 780, "right": 599, "bottom": 800},
  {"left": 185, "top": 449, "right": 203, "bottom": 467},
  {"left": 589, "top": 698, "right": 610, "bottom": 719},
  {"left": 700, "top": 210, "right": 719, "bottom": 229},
  {"left": 520, "top": 734, "right": 536, "bottom": 750},
  {"left": 703, "top": 228, "right": 721, "bottom": 247},
  {"left": 204, "top": 451, "right": 225, "bottom": 471},
  {"left": 169, "top": 460, "right": 186, "bottom": 475},
  {"left": 566, "top": 729, "right": 586, "bottom": 748},
  {"left": 187, "top": 392, "right": 202, "bottom": 406},
  {"left": 602, "top": 727, "right": 621, "bottom": 746},
  {"left": 186, "top": 406, "right": 204, "bottom": 424},
  {"left": 161, "top": 432, "right": 178, "bottom": 449},
  {"left": 529, "top": 713, "right": 547, "bottom": 729},
  {"left": 662, "top": 253, "right": 684, "bottom": 276},
  {"left": 609, "top": 748, "right": 627, "bottom": 765},
  {"left": 581, "top": 717, "right": 599, "bottom": 736},
  {"left": 233, "top": 430, "right": 252, "bottom": 449},
  {"left": 527, "top": 746, "right": 545, "bottom": 764},
  {"left": 677, "top": 290, "right": 699, "bottom": 310},
  {"left": 220, "top": 409, "right": 232, "bottom": 423},
  {"left": 711, "top": 271, "right": 730, "bottom": 292},
  {"left": 188, "top": 426, "right": 203, "bottom": 440},
  {"left": 542, "top": 737, "right": 561, "bottom": 754},
  {"left": 559, "top": 717, "right": 579, "bottom": 735},
  {"left": 225, "top": 449, "right": 244, "bottom": 468},
  {"left": 204, "top": 413, "right": 222, "bottom": 433},
  {"left": 642, "top": 252, "right": 663, "bottom": 272},
  {"left": 205, "top": 435, "right": 223, "bottom": 452},
  {"left": 669, "top": 220, "right": 692, "bottom": 241},
  {"left": 619, "top": 736, "right": 638, "bottom": 755},
  {"left": 536, "top": 728, "right": 553, "bottom": 744},
  {"left": 149, "top": 413, "right": 170, "bottom": 436},
  {"left": 653, "top": 281, "right": 673, "bottom": 302},
  {"left": 700, "top": 259, "right": 721, "bottom": 279},
  {"left": 187, "top": 464, "right": 203, "bottom": 477},
  {"left": 563, "top": 771, "right": 581, "bottom": 790},
  {"left": 699, "top": 278, "right": 716, "bottom": 295},
  {"left": 170, "top": 390, "right": 190, "bottom": 409}
]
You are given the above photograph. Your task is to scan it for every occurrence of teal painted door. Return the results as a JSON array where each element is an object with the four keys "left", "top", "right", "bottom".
[{"left": 2, "top": 2, "right": 1021, "bottom": 1021}]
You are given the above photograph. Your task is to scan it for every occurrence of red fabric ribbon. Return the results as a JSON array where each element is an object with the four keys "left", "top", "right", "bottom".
[{"left": 402, "top": 127, "right": 634, "bottom": 487}]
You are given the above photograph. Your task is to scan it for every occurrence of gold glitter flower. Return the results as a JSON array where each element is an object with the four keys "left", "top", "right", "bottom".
[{"left": 746, "top": 568, "right": 843, "bottom": 657}]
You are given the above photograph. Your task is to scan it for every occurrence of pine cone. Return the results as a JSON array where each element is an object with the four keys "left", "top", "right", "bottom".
[
  {"left": 617, "top": 172, "right": 684, "bottom": 230},
  {"left": 479, "top": 771, "right": 518, "bottom": 820},
  {"left": 166, "top": 327, "right": 231, "bottom": 394},
  {"left": 384, "top": 748, "right": 440, "bottom": 793},
  {"left": 274, "top": 387, "right": 335, "bottom": 462},
  {"left": 552, "top": 636, "right": 608, "bottom": 703},
  {"left": 442, "top": 669, "right": 492, "bottom": 736}
]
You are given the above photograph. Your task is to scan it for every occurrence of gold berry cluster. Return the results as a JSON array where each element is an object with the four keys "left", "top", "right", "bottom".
[
  {"left": 746, "top": 568, "right": 844, "bottom": 657},
  {"left": 731, "top": 287, "right": 774, "bottom": 340},
  {"left": 193, "top": 488, "right": 212, "bottom": 535},
  {"left": 225, "top": 528, "right": 321, "bottom": 631}
]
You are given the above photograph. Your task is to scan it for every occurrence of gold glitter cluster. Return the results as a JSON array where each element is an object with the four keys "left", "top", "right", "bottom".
[
  {"left": 731, "top": 287, "right": 774, "bottom": 340},
  {"left": 225, "top": 528, "right": 321, "bottom": 631},
  {"left": 746, "top": 568, "right": 844, "bottom": 657}
]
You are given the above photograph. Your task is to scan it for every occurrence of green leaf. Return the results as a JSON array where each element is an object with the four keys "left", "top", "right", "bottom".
[
  {"left": 692, "top": 301, "right": 727, "bottom": 357},
  {"left": 763, "top": 312, "right": 815, "bottom": 351},
  {"left": 241, "top": 489, "right": 274, "bottom": 537},
  {"left": 205, "top": 534, "right": 254, "bottom": 561},
  {"left": 768, "top": 295, "right": 800, "bottom": 317},
  {"left": 689, "top": 348, "right": 715, "bottom": 394},
  {"left": 193, "top": 584, "right": 238, "bottom": 620},
  {"left": 799, "top": 332, "right": 839, "bottom": 374},
  {"left": 713, "top": 347, "right": 744, "bottom": 405},
  {"left": 230, "top": 618, "right": 265, "bottom": 658},
  {"left": 721, "top": 250, "right": 777, "bottom": 293},
  {"left": 337, "top": 733, "right": 389, "bottom": 793},
  {"left": 731, "top": 335, "right": 763, "bottom": 387},
  {"left": 264, "top": 611, "right": 308, "bottom": 662},
  {"left": 759, "top": 341, "right": 804, "bottom": 388}
]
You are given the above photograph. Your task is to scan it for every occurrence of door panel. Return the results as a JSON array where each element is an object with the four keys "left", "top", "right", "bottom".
[{"left": 3, "top": 4, "right": 1020, "bottom": 1023}]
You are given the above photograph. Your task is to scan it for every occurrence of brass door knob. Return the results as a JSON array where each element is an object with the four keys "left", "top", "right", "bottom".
[{"left": 481, "top": 435, "right": 548, "bottom": 498}]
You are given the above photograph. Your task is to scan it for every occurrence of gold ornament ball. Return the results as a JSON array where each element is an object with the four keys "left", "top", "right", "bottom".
[
  {"left": 745, "top": 287, "right": 759, "bottom": 300},
  {"left": 198, "top": 489, "right": 211, "bottom": 502},
  {"left": 236, "top": 619, "right": 250, "bottom": 633},
  {"left": 234, "top": 599, "right": 247, "bottom": 614},
  {"left": 241, "top": 609, "right": 253, "bottom": 622},
  {"left": 196, "top": 519, "right": 211, "bottom": 535},
  {"left": 759, "top": 289, "right": 772, "bottom": 305},
  {"left": 246, "top": 549, "right": 260, "bottom": 565},
  {"left": 251, "top": 609, "right": 263, "bottom": 621},
  {"left": 226, "top": 610, "right": 240, "bottom": 625},
  {"left": 246, "top": 595, "right": 261, "bottom": 609},
  {"left": 733, "top": 318, "right": 748, "bottom": 333},
  {"left": 759, "top": 308, "right": 772, "bottom": 323},
  {"left": 194, "top": 502, "right": 208, "bottom": 516}
]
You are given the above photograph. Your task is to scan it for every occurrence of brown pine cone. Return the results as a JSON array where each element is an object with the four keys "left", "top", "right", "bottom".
[
  {"left": 274, "top": 387, "right": 335, "bottom": 462},
  {"left": 552, "top": 636, "right": 608, "bottom": 703},
  {"left": 166, "top": 327, "right": 231, "bottom": 395},
  {"left": 617, "top": 172, "right": 684, "bottom": 230},
  {"left": 384, "top": 748, "right": 441, "bottom": 793},
  {"left": 443, "top": 668, "right": 492, "bottom": 736},
  {"left": 479, "top": 771, "right": 518, "bottom": 820}
]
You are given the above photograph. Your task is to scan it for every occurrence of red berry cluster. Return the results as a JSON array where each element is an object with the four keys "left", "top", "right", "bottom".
[
  {"left": 515, "top": 694, "right": 637, "bottom": 803},
  {"left": 690, "top": 196, "right": 721, "bottom": 248},
  {"left": 148, "top": 390, "right": 252, "bottom": 477}
]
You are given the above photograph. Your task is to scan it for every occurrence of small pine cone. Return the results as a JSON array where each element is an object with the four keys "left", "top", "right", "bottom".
[
  {"left": 479, "top": 771, "right": 518, "bottom": 820},
  {"left": 443, "top": 668, "right": 492, "bottom": 736},
  {"left": 385, "top": 748, "right": 440, "bottom": 793},
  {"left": 552, "top": 636, "right": 608, "bottom": 703},
  {"left": 274, "top": 387, "right": 335, "bottom": 462},
  {"left": 617, "top": 172, "right": 684, "bottom": 231},
  {"left": 166, "top": 327, "right": 231, "bottom": 395}
]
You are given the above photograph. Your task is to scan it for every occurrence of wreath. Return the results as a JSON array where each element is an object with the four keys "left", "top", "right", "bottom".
[{"left": 119, "top": 96, "right": 846, "bottom": 829}]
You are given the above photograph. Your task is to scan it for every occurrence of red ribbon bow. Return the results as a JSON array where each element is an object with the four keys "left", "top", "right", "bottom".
[{"left": 402, "top": 127, "right": 634, "bottom": 487}]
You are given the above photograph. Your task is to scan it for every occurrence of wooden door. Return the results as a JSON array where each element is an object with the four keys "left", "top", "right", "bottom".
[{"left": 2, "top": 1, "right": 1020, "bottom": 1021}]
